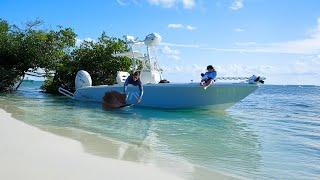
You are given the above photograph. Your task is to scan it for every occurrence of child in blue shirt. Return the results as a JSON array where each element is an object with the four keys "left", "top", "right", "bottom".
[{"left": 200, "top": 65, "right": 217, "bottom": 89}]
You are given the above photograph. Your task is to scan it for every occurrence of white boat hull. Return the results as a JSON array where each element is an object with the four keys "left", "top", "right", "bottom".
[{"left": 73, "top": 83, "right": 258, "bottom": 109}]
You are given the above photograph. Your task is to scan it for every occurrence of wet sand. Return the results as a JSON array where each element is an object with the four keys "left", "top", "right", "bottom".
[{"left": 0, "top": 109, "right": 184, "bottom": 180}]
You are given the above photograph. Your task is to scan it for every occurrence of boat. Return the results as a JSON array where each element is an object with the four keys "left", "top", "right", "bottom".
[{"left": 59, "top": 33, "right": 265, "bottom": 109}]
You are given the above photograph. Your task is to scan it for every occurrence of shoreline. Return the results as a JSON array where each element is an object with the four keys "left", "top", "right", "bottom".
[
  {"left": 0, "top": 107, "right": 236, "bottom": 180},
  {"left": 0, "top": 109, "right": 184, "bottom": 180}
]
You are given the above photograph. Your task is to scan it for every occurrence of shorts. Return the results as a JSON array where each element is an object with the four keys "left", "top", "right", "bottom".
[{"left": 203, "top": 77, "right": 213, "bottom": 83}]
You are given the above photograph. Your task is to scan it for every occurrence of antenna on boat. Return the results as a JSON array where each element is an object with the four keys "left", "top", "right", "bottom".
[
  {"left": 124, "top": 35, "right": 139, "bottom": 70},
  {"left": 119, "top": 33, "right": 162, "bottom": 72},
  {"left": 146, "top": 45, "right": 151, "bottom": 68},
  {"left": 143, "top": 33, "right": 162, "bottom": 71}
]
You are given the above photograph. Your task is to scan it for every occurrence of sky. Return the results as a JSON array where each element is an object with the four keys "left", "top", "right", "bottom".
[{"left": 1, "top": 0, "right": 320, "bottom": 85}]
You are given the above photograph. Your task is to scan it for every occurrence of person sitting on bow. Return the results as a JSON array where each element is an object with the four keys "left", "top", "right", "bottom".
[{"left": 200, "top": 65, "right": 217, "bottom": 89}]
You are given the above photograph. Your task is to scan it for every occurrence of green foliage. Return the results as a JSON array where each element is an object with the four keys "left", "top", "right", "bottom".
[
  {"left": 43, "top": 32, "right": 131, "bottom": 94},
  {"left": 73, "top": 32, "right": 131, "bottom": 85},
  {"left": 0, "top": 19, "right": 132, "bottom": 94},
  {"left": 0, "top": 19, "right": 76, "bottom": 92}
]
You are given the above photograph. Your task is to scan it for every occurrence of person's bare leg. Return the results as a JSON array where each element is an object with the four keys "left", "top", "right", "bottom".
[{"left": 203, "top": 79, "right": 213, "bottom": 90}]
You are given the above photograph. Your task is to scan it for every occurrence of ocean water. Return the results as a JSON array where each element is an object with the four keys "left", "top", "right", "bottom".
[{"left": 0, "top": 81, "right": 319, "bottom": 179}]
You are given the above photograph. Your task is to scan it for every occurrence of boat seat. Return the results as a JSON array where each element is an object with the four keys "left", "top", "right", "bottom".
[{"left": 116, "top": 71, "right": 130, "bottom": 84}]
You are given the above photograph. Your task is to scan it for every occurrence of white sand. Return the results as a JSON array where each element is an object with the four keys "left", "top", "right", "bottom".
[{"left": 0, "top": 109, "right": 184, "bottom": 180}]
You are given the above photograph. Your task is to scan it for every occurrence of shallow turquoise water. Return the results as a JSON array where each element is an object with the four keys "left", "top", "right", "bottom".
[{"left": 0, "top": 81, "right": 319, "bottom": 179}]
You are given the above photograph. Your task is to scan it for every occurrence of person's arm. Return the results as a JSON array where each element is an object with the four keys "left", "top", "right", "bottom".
[
  {"left": 138, "top": 83, "right": 143, "bottom": 98},
  {"left": 123, "top": 77, "right": 129, "bottom": 93}
]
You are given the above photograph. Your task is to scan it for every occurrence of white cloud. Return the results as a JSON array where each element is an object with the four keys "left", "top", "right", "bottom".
[
  {"left": 234, "top": 28, "right": 244, "bottom": 32},
  {"left": 75, "top": 38, "right": 95, "bottom": 46},
  {"left": 269, "top": 56, "right": 320, "bottom": 85},
  {"left": 230, "top": 0, "right": 244, "bottom": 10},
  {"left": 148, "top": 0, "right": 196, "bottom": 9},
  {"left": 186, "top": 25, "right": 197, "bottom": 30},
  {"left": 312, "top": 17, "right": 320, "bottom": 38},
  {"left": 168, "top": 23, "right": 184, "bottom": 29},
  {"left": 161, "top": 45, "right": 181, "bottom": 60},
  {"left": 167, "top": 24, "right": 197, "bottom": 31},
  {"left": 234, "top": 42, "right": 256, "bottom": 46},
  {"left": 148, "top": 0, "right": 177, "bottom": 8},
  {"left": 216, "top": 64, "right": 272, "bottom": 77},
  {"left": 162, "top": 63, "right": 273, "bottom": 83},
  {"left": 231, "top": 18, "right": 320, "bottom": 54},
  {"left": 162, "top": 60, "right": 320, "bottom": 84},
  {"left": 161, "top": 42, "right": 200, "bottom": 48},
  {"left": 165, "top": 17, "right": 320, "bottom": 55},
  {"left": 115, "top": 0, "right": 196, "bottom": 9},
  {"left": 174, "top": 66, "right": 182, "bottom": 71},
  {"left": 161, "top": 18, "right": 320, "bottom": 85},
  {"left": 291, "top": 55, "right": 320, "bottom": 75},
  {"left": 182, "top": 0, "right": 196, "bottom": 9},
  {"left": 116, "top": 0, "right": 127, "bottom": 6},
  {"left": 167, "top": 64, "right": 202, "bottom": 72}
]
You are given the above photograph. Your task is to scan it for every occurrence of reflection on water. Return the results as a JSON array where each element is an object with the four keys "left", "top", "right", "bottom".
[{"left": 1, "top": 81, "right": 319, "bottom": 179}]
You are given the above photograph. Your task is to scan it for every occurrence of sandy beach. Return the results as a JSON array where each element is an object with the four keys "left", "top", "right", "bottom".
[{"left": 0, "top": 109, "right": 184, "bottom": 180}]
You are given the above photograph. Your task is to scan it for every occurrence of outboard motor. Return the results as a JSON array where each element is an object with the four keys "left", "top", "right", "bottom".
[{"left": 75, "top": 70, "right": 92, "bottom": 90}]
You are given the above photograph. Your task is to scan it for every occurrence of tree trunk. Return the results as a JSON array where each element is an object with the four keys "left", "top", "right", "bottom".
[{"left": 14, "top": 73, "right": 25, "bottom": 91}]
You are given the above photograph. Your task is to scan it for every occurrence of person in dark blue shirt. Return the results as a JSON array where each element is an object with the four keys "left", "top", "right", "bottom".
[
  {"left": 124, "top": 71, "right": 143, "bottom": 103},
  {"left": 200, "top": 65, "right": 217, "bottom": 89}
]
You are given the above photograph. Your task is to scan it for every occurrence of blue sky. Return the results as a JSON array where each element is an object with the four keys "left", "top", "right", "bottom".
[{"left": 1, "top": 0, "right": 320, "bottom": 85}]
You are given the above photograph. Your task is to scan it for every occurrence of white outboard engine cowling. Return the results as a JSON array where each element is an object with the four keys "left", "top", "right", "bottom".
[{"left": 75, "top": 70, "right": 92, "bottom": 90}]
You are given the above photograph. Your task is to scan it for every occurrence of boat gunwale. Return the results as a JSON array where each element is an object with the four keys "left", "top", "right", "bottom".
[{"left": 76, "top": 82, "right": 260, "bottom": 90}]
